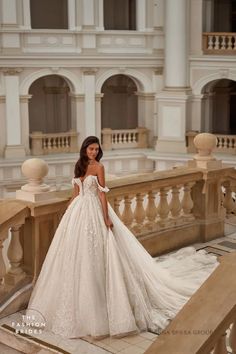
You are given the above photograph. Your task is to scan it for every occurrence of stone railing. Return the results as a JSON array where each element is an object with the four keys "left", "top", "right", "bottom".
[
  {"left": 146, "top": 252, "right": 236, "bottom": 354},
  {"left": 203, "top": 32, "right": 236, "bottom": 54},
  {"left": 186, "top": 131, "right": 236, "bottom": 154},
  {"left": 30, "top": 130, "right": 78, "bottom": 155},
  {"left": 101, "top": 127, "right": 148, "bottom": 150},
  {"left": 0, "top": 200, "right": 31, "bottom": 310}
]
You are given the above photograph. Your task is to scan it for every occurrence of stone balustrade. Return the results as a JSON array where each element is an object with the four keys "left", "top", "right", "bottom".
[
  {"left": 187, "top": 131, "right": 236, "bottom": 154},
  {"left": 0, "top": 200, "right": 31, "bottom": 307},
  {"left": 102, "top": 127, "right": 149, "bottom": 150},
  {"left": 203, "top": 32, "right": 236, "bottom": 54},
  {"left": 146, "top": 252, "right": 236, "bottom": 354},
  {"left": 30, "top": 130, "right": 78, "bottom": 155}
]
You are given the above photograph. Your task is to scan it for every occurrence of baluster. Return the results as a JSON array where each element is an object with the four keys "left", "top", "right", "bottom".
[
  {"left": 52, "top": 137, "right": 56, "bottom": 149},
  {"left": 221, "top": 35, "right": 226, "bottom": 50},
  {"left": 222, "top": 137, "right": 225, "bottom": 148},
  {"left": 43, "top": 138, "right": 47, "bottom": 150},
  {"left": 229, "top": 320, "right": 236, "bottom": 354},
  {"left": 0, "top": 232, "right": 8, "bottom": 285},
  {"left": 227, "top": 35, "right": 233, "bottom": 50},
  {"left": 5, "top": 225, "right": 25, "bottom": 286},
  {"left": 133, "top": 192, "right": 146, "bottom": 233},
  {"left": 223, "top": 182, "right": 234, "bottom": 215},
  {"left": 215, "top": 35, "right": 220, "bottom": 50},
  {"left": 229, "top": 137, "right": 234, "bottom": 149},
  {"left": 234, "top": 35, "right": 236, "bottom": 50},
  {"left": 145, "top": 190, "right": 158, "bottom": 230},
  {"left": 122, "top": 133, "right": 125, "bottom": 144},
  {"left": 114, "top": 197, "right": 123, "bottom": 220},
  {"left": 48, "top": 138, "right": 52, "bottom": 150},
  {"left": 117, "top": 133, "right": 121, "bottom": 144},
  {"left": 170, "top": 185, "right": 182, "bottom": 223},
  {"left": 129, "top": 133, "right": 133, "bottom": 143},
  {"left": 208, "top": 35, "right": 214, "bottom": 49},
  {"left": 213, "top": 332, "right": 228, "bottom": 354},
  {"left": 66, "top": 136, "right": 69, "bottom": 148},
  {"left": 182, "top": 182, "right": 195, "bottom": 220},
  {"left": 157, "top": 187, "right": 170, "bottom": 228},
  {"left": 122, "top": 195, "right": 134, "bottom": 229}
]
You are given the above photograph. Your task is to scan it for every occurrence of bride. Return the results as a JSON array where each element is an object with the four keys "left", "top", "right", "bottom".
[{"left": 26, "top": 136, "right": 219, "bottom": 339}]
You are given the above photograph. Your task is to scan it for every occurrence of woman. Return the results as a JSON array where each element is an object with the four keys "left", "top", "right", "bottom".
[{"left": 26, "top": 136, "right": 218, "bottom": 339}]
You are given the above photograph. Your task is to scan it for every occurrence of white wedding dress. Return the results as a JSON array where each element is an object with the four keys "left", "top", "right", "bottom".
[{"left": 26, "top": 175, "right": 219, "bottom": 339}]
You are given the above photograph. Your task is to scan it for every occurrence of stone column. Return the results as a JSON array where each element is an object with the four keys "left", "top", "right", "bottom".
[
  {"left": 21, "top": 0, "right": 31, "bottom": 29},
  {"left": 136, "top": 0, "right": 146, "bottom": 31},
  {"left": 83, "top": 70, "right": 96, "bottom": 137},
  {"left": 189, "top": 94, "right": 204, "bottom": 132},
  {"left": 165, "top": 0, "right": 188, "bottom": 88},
  {"left": 70, "top": 93, "right": 85, "bottom": 147},
  {"left": 137, "top": 92, "right": 155, "bottom": 146},
  {"left": 0, "top": 96, "right": 6, "bottom": 157},
  {"left": 1, "top": 0, "right": 18, "bottom": 27},
  {"left": 97, "top": 0, "right": 104, "bottom": 30},
  {"left": 156, "top": 0, "right": 191, "bottom": 153},
  {"left": 68, "top": 0, "right": 76, "bottom": 30},
  {"left": 82, "top": 0, "right": 95, "bottom": 29},
  {"left": 20, "top": 95, "right": 32, "bottom": 155},
  {"left": 152, "top": 0, "right": 164, "bottom": 29},
  {"left": 1, "top": 0, "right": 21, "bottom": 52},
  {"left": 4, "top": 69, "right": 25, "bottom": 158},
  {"left": 95, "top": 93, "right": 104, "bottom": 141},
  {"left": 190, "top": 0, "right": 203, "bottom": 55}
]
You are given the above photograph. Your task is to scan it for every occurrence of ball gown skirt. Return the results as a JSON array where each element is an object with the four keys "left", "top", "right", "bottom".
[{"left": 26, "top": 175, "right": 219, "bottom": 339}]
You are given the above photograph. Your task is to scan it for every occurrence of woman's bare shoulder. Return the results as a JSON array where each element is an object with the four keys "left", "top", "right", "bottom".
[{"left": 94, "top": 162, "right": 105, "bottom": 175}]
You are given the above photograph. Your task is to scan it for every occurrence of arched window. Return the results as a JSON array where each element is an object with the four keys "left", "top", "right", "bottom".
[
  {"left": 101, "top": 75, "right": 138, "bottom": 129},
  {"left": 201, "top": 79, "right": 236, "bottom": 134},
  {"left": 104, "top": 0, "right": 136, "bottom": 30},
  {"left": 203, "top": 0, "right": 236, "bottom": 32},
  {"left": 30, "top": 0, "right": 68, "bottom": 29},
  {"left": 29, "top": 75, "right": 71, "bottom": 134}
]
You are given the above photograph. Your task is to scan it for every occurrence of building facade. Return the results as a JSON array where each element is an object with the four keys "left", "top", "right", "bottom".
[{"left": 0, "top": 0, "right": 236, "bottom": 195}]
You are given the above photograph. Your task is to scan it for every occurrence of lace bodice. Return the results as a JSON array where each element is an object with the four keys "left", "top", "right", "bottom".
[{"left": 72, "top": 175, "right": 109, "bottom": 196}]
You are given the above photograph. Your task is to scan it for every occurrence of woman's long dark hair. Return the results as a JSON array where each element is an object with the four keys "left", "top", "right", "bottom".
[{"left": 74, "top": 136, "right": 103, "bottom": 178}]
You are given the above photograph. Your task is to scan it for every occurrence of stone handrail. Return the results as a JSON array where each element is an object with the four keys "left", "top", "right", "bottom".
[
  {"left": 0, "top": 200, "right": 30, "bottom": 308},
  {"left": 101, "top": 127, "right": 148, "bottom": 150},
  {"left": 106, "top": 166, "right": 231, "bottom": 255},
  {"left": 186, "top": 131, "right": 236, "bottom": 154},
  {"left": 0, "top": 197, "right": 68, "bottom": 318},
  {"left": 203, "top": 32, "right": 236, "bottom": 54},
  {"left": 146, "top": 252, "right": 236, "bottom": 354},
  {"left": 30, "top": 130, "right": 79, "bottom": 155}
]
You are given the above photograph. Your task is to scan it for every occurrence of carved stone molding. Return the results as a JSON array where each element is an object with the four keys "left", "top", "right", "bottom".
[
  {"left": 20, "top": 95, "right": 33, "bottom": 103},
  {"left": 82, "top": 68, "right": 98, "bottom": 75},
  {"left": 154, "top": 67, "right": 164, "bottom": 75},
  {"left": 2, "top": 68, "right": 22, "bottom": 76}
]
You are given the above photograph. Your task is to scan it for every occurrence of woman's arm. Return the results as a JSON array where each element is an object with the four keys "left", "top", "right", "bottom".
[
  {"left": 97, "top": 164, "right": 113, "bottom": 229},
  {"left": 67, "top": 183, "right": 80, "bottom": 207}
]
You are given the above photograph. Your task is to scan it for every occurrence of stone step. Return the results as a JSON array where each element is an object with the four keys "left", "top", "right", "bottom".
[
  {"left": 0, "top": 325, "right": 60, "bottom": 354},
  {"left": 0, "top": 343, "right": 24, "bottom": 354}
]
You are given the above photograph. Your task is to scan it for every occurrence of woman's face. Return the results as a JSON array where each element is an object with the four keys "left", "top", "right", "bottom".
[{"left": 86, "top": 143, "right": 99, "bottom": 160}]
